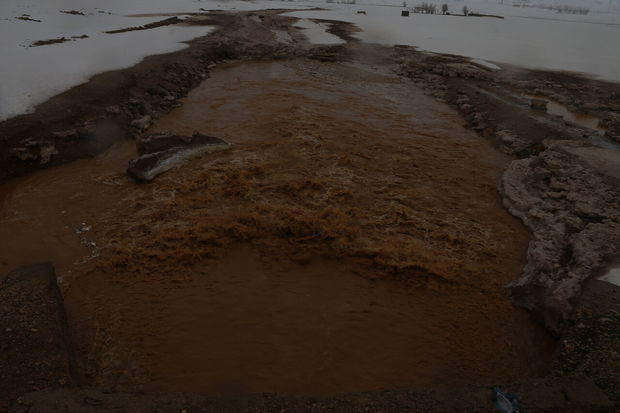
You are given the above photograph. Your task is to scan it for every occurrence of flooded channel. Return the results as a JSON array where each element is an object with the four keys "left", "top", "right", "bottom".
[{"left": 0, "top": 59, "right": 555, "bottom": 395}]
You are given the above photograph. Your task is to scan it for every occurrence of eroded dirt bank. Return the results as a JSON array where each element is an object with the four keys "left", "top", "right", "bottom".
[{"left": 1, "top": 8, "right": 619, "bottom": 412}]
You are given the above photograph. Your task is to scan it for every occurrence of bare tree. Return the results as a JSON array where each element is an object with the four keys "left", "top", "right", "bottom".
[
  {"left": 462, "top": 5, "right": 469, "bottom": 15},
  {"left": 414, "top": 2, "right": 437, "bottom": 13},
  {"left": 441, "top": 3, "right": 449, "bottom": 13}
]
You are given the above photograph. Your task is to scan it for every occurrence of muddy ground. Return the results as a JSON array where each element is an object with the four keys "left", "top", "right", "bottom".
[{"left": 1, "top": 8, "right": 619, "bottom": 412}]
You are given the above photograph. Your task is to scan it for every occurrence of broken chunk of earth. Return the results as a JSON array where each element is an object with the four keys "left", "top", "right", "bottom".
[{"left": 127, "top": 132, "right": 231, "bottom": 181}]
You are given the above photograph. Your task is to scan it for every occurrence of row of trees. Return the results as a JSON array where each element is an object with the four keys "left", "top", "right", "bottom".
[
  {"left": 512, "top": 3, "right": 589, "bottom": 14},
  {"left": 406, "top": 2, "right": 472, "bottom": 15}
]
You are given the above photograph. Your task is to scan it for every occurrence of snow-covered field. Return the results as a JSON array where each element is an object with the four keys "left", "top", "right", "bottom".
[
  {"left": 1, "top": 0, "right": 619, "bottom": 121},
  {"left": 286, "top": 1, "right": 620, "bottom": 83},
  {"left": 0, "top": 0, "right": 312, "bottom": 121}
]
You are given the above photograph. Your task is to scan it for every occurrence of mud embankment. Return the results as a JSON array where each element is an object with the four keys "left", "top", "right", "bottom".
[
  {"left": 396, "top": 45, "right": 620, "bottom": 326},
  {"left": 395, "top": 44, "right": 620, "bottom": 403}
]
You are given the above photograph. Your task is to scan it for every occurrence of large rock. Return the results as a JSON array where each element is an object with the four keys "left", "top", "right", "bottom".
[
  {"left": 499, "top": 141, "right": 620, "bottom": 334},
  {"left": 0, "top": 264, "right": 78, "bottom": 411},
  {"left": 127, "top": 132, "right": 231, "bottom": 181}
]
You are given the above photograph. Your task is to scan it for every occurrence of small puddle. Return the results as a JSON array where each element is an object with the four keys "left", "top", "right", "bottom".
[{"left": 524, "top": 94, "right": 605, "bottom": 134}]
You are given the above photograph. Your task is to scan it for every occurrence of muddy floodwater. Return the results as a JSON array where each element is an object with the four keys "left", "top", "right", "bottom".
[{"left": 0, "top": 59, "right": 555, "bottom": 395}]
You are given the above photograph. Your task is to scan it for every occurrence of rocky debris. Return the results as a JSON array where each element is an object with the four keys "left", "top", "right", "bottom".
[
  {"left": 106, "top": 16, "right": 180, "bottom": 34},
  {"left": 551, "top": 279, "right": 620, "bottom": 405},
  {"left": 39, "top": 145, "right": 59, "bottom": 164},
  {"left": 9, "top": 139, "right": 59, "bottom": 164},
  {"left": 127, "top": 132, "right": 231, "bottom": 181},
  {"left": 495, "top": 129, "right": 529, "bottom": 154},
  {"left": 499, "top": 140, "right": 620, "bottom": 334},
  {"left": 105, "top": 105, "right": 121, "bottom": 115},
  {"left": 602, "top": 117, "right": 620, "bottom": 143},
  {"left": 130, "top": 115, "right": 152, "bottom": 132},
  {"left": 530, "top": 98, "right": 548, "bottom": 110},
  {"left": 9, "top": 376, "right": 613, "bottom": 413},
  {"left": 51, "top": 129, "right": 79, "bottom": 140},
  {"left": 30, "top": 37, "right": 71, "bottom": 47},
  {"left": 0, "top": 264, "right": 78, "bottom": 411},
  {"left": 10, "top": 147, "right": 38, "bottom": 161}
]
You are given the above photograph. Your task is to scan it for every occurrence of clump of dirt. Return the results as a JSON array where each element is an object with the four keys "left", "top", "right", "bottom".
[
  {"left": 105, "top": 16, "right": 181, "bottom": 34},
  {"left": 16, "top": 15, "right": 41, "bottom": 22},
  {"left": 60, "top": 10, "right": 85, "bottom": 16},
  {"left": 30, "top": 37, "right": 71, "bottom": 47}
]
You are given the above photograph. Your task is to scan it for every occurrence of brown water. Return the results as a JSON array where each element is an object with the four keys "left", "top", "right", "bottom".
[
  {"left": 0, "top": 140, "right": 137, "bottom": 279},
  {"left": 0, "top": 59, "right": 555, "bottom": 396}
]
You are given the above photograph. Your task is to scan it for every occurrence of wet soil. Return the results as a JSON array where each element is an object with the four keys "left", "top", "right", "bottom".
[{"left": 1, "top": 59, "right": 554, "bottom": 396}]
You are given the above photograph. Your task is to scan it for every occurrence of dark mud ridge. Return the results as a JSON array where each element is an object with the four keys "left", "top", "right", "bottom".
[
  {"left": 30, "top": 37, "right": 71, "bottom": 47},
  {"left": 1, "top": 8, "right": 619, "bottom": 411},
  {"left": 106, "top": 16, "right": 181, "bottom": 34}
]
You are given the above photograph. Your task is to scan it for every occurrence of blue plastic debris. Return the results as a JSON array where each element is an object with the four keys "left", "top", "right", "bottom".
[{"left": 493, "top": 387, "right": 519, "bottom": 413}]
